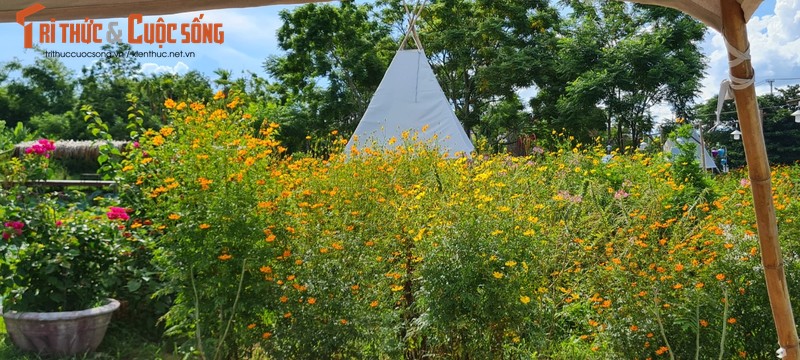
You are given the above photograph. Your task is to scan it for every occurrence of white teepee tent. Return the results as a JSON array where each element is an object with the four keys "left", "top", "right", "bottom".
[
  {"left": 345, "top": 49, "right": 474, "bottom": 156},
  {"left": 345, "top": 2, "right": 472, "bottom": 157}
]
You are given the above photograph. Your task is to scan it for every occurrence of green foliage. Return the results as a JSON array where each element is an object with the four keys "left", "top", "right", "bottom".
[
  {"left": 536, "top": 0, "right": 706, "bottom": 148},
  {"left": 265, "top": 0, "right": 395, "bottom": 139}
]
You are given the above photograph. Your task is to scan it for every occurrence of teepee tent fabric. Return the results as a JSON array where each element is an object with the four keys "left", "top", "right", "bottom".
[
  {"left": 624, "top": 0, "right": 798, "bottom": 357},
  {"left": 345, "top": 49, "right": 474, "bottom": 156},
  {"left": 662, "top": 129, "right": 718, "bottom": 171}
]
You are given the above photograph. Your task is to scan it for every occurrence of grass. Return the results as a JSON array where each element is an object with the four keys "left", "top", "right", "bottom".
[{"left": 0, "top": 318, "right": 178, "bottom": 360}]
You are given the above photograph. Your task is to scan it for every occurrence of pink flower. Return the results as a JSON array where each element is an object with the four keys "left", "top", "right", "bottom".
[
  {"left": 740, "top": 178, "right": 750, "bottom": 188},
  {"left": 4, "top": 221, "right": 25, "bottom": 235},
  {"left": 106, "top": 207, "right": 130, "bottom": 221},
  {"left": 25, "top": 139, "right": 56, "bottom": 158},
  {"left": 614, "top": 189, "right": 629, "bottom": 200},
  {"left": 55, "top": 220, "right": 63, "bottom": 227},
  {"left": 2, "top": 232, "right": 9, "bottom": 240},
  {"left": 132, "top": 141, "right": 140, "bottom": 148}
]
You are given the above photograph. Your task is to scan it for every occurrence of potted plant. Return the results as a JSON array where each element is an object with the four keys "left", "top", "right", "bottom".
[{"left": 0, "top": 139, "right": 127, "bottom": 356}]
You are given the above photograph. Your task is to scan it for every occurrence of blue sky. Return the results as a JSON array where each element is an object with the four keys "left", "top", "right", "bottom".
[{"left": 0, "top": 0, "right": 798, "bottom": 121}]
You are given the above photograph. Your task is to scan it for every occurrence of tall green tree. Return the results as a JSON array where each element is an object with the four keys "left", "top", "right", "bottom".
[
  {"left": 265, "top": 0, "right": 396, "bottom": 137},
  {"left": 0, "top": 50, "right": 76, "bottom": 129},
  {"left": 696, "top": 85, "right": 800, "bottom": 167},
  {"left": 413, "top": 0, "right": 559, "bottom": 144},
  {"left": 535, "top": 1, "right": 706, "bottom": 148},
  {"left": 77, "top": 43, "right": 142, "bottom": 138}
]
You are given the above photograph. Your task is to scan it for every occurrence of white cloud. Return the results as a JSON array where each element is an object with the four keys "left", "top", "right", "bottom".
[
  {"left": 140, "top": 61, "right": 189, "bottom": 75},
  {"left": 701, "top": 0, "right": 800, "bottom": 101}
]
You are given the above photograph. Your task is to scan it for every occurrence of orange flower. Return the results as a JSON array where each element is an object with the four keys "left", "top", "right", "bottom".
[
  {"left": 262, "top": 332, "right": 272, "bottom": 339},
  {"left": 283, "top": 312, "right": 292, "bottom": 318},
  {"left": 674, "top": 263, "right": 684, "bottom": 272},
  {"left": 214, "top": 90, "right": 225, "bottom": 100},
  {"left": 279, "top": 296, "right": 288, "bottom": 303},
  {"left": 259, "top": 266, "right": 272, "bottom": 274},
  {"left": 307, "top": 297, "right": 316, "bottom": 305},
  {"left": 630, "top": 325, "right": 639, "bottom": 332},
  {"left": 199, "top": 223, "right": 211, "bottom": 230},
  {"left": 370, "top": 300, "right": 379, "bottom": 308},
  {"left": 168, "top": 213, "right": 181, "bottom": 220},
  {"left": 700, "top": 319, "right": 709, "bottom": 327},
  {"left": 727, "top": 317, "right": 737, "bottom": 324},
  {"left": 218, "top": 254, "right": 232, "bottom": 261},
  {"left": 247, "top": 323, "right": 256, "bottom": 330},
  {"left": 164, "top": 98, "right": 176, "bottom": 109},
  {"left": 716, "top": 273, "right": 726, "bottom": 281},
  {"left": 339, "top": 319, "right": 347, "bottom": 325}
]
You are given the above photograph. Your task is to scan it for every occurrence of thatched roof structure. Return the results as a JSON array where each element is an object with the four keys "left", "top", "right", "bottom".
[{"left": 13, "top": 140, "right": 129, "bottom": 161}]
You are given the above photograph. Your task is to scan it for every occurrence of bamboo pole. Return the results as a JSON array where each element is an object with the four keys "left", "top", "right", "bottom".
[{"left": 720, "top": 0, "right": 799, "bottom": 358}]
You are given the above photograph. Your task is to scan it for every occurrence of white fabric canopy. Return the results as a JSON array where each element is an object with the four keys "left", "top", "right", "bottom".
[
  {"left": 627, "top": 0, "right": 761, "bottom": 31},
  {"left": 346, "top": 49, "right": 474, "bottom": 157}
]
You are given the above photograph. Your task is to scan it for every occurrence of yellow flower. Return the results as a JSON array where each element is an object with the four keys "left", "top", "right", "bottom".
[
  {"left": 492, "top": 271, "right": 504, "bottom": 279},
  {"left": 519, "top": 295, "right": 531, "bottom": 304},
  {"left": 391, "top": 284, "right": 404, "bottom": 292},
  {"left": 164, "top": 98, "right": 176, "bottom": 109},
  {"left": 214, "top": 91, "right": 225, "bottom": 100},
  {"left": 159, "top": 127, "right": 174, "bottom": 137},
  {"left": 168, "top": 213, "right": 181, "bottom": 220},
  {"left": 505, "top": 260, "right": 517, "bottom": 267}
]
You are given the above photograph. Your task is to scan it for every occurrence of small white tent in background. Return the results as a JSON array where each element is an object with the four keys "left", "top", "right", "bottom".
[
  {"left": 345, "top": 49, "right": 474, "bottom": 156},
  {"left": 345, "top": 0, "right": 473, "bottom": 157},
  {"left": 662, "top": 129, "right": 717, "bottom": 171}
]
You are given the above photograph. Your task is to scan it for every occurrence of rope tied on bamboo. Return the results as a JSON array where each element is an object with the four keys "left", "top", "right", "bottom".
[
  {"left": 715, "top": 37, "right": 755, "bottom": 124},
  {"left": 778, "top": 343, "right": 800, "bottom": 359}
]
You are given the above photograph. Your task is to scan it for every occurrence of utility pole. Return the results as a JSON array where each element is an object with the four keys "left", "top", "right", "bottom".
[{"left": 767, "top": 79, "right": 774, "bottom": 95}]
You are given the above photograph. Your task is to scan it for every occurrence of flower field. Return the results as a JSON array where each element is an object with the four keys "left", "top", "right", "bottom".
[{"left": 107, "top": 93, "right": 800, "bottom": 359}]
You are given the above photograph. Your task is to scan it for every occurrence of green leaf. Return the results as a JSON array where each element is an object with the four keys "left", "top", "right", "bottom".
[{"left": 127, "top": 279, "right": 142, "bottom": 292}]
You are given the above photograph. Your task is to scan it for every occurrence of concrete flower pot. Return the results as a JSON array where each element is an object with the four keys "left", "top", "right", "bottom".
[{"left": 2, "top": 298, "right": 120, "bottom": 356}]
